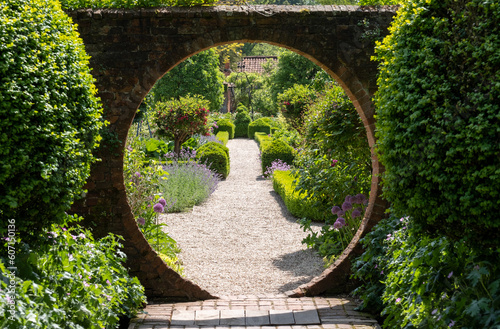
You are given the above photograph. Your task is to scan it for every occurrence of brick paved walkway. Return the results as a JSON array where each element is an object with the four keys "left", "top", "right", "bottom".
[{"left": 129, "top": 295, "right": 380, "bottom": 329}]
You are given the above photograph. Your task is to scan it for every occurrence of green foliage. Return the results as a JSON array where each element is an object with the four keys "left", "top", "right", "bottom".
[
  {"left": 124, "top": 132, "right": 184, "bottom": 273},
  {"left": 268, "top": 50, "right": 323, "bottom": 103},
  {"left": 272, "top": 170, "right": 322, "bottom": 220},
  {"left": 152, "top": 49, "right": 224, "bottom": 112},
  {"left": 144, "top": 138, "right": 173, "bottom": 158},
  {"left": 294, "top": 85, "right": 371, "bottom": 218},
  {"left": 353, "top": 215, "right": 500, "bottom": 329},
  {"left": 248, "top": 117, "right": 274, "bottom": 139},
  {"left": 59, "top": 0, "right": 220, "bottom": 12},
  {"left": 213, "top": 118, "right": 235, "bottom": 139},
  {"left": 0, "top": 221, "right": 146, "bottom": 328},
  {"left": 0, "top": 0, "right": 104, "bottom": 243},
  {"left": 196, "top": 141, "right": 230, "bottom": 179},
  {"left": 216, "top": 131, "right": 229, "bottom": 146},
  {"left": 234, "top": 111, "right": 252, "bottom": 138},
  {"left": 277, "top": 84, "right": 317, "bottom": 133},
  {"left": 254, "top": 132, "right": 272, "bottom": 150},
  {"left": 374, "top": 0, "right": 500, "bottom": 248},
  {"left": 153, "top": 95, "right": 210, "bottom": 154},
  {"left": 261, "top": 139, "right": 295, "bottom": 175}
]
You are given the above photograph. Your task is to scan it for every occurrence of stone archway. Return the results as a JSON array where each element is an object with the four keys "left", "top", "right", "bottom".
[{"left": 68, "top": 5, "right": 396, "bottom": 299}]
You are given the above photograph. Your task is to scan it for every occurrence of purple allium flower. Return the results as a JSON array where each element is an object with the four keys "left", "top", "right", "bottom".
[
  {"left": 158, "top": 198, "right": 166, "bottom": 207},
  {"left": 137, "top": 217, "right": 146, "bottom": 226},
  {"left": 447, "top": 271, "right": 453, "bottom": 279},
  {"left": 333, "top": 220, "right": 343, "bottom": 229},
  {"left": 345, "top": 195, "right": 353, "bottom": 203},
  {"left": 354, "top": 193, "right": 366, "bottom": 204},
  {"left": 396, "top": 298, "right": 402, "bottom": 303},
  {"left": 134, "top": 171, "right": 141, "bottom": 177},
  {"left": 153, "top": 203, "right": 164, "bottom": 213},
  {"left": 337, "top": 210, "right": 345, "bottom": 217},
  {"left": 342, "top": 201, "right": 352, "bottom": 212},
  {"left": 351, "top": 208, "right": 362, "bottom": 218},
  {"left": 331, "top": 206, "right": 342, "bottom": 215},
  {"left": 337, "top": 217, "right": 346, "bottom": 226}
]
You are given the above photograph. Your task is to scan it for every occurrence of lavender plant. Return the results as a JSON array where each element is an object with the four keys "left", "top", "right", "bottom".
[
  {"left": 160, "top": 150, "right": 221, "bottom": 212},
  {"left": 264, "top": 159, "right": 293, "bottom": 178}
]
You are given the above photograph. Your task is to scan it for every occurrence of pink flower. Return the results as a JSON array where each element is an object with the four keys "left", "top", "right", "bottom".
[{"left": 331, "top": 159, "right": 338, "bottom": 167}]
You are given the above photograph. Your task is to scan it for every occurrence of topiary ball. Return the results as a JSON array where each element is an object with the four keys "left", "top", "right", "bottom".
[{"left": 196, "top": 142, "right": 230, "bottom": 179}]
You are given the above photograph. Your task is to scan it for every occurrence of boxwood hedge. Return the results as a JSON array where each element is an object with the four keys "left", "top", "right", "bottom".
[
  {"left": 374, "top": 0, "right": 500, "bottom": 247},
  {"left": 248, "top": 117, "right": 273, "bottom": 139},
  {"left": 196, "top": 141, "right": 230, "bottom": 179},
  {"left": 213, "top": 118, "right": 235, "bottom": 139},
  {"left": 261, "top": 139, "right": 295, "bottom": 175},
  {"left": 0, "top": 0, "right": 104, "bottom": 242}
]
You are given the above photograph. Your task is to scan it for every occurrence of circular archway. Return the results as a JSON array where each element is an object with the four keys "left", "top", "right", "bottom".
[{"left": 68, "top": 5, "right": 395, "bottom": 299}]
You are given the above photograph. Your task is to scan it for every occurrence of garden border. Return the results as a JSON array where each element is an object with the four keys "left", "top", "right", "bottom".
[{"left": 68, "top": 5, "right": 395, "bottom": 299}]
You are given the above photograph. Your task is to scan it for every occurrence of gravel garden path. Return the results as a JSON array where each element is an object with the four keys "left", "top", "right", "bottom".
[{"left": 162, "top": 138, "right": 324, "bottom": 296}]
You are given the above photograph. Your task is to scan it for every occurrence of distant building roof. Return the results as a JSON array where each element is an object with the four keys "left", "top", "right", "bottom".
[{"left": 238, "top": 56, "right": 278, "bottom": 74}]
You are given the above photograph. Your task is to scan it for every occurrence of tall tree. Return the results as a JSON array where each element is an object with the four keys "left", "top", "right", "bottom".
[{"left": 152, "top": 48, "right": 225, "bottom": 112}]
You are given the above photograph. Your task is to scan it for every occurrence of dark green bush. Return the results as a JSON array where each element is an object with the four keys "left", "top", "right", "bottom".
[
  {"left": 0, "top": 221, "right": 146, "bottom": 328},
  {"left": 254, "top": 132, "right": 272, "bottom": 150},
  {"left": 261, "top": 139, "right": 295, "bottom": 175},
  {"left": 196, "top": 141, "right": 230, "bottom": 179},
  {"left": 374, "top": 0, "right": 500, "bottom": 247},
  {"left": 216, "top": 131, "right": 229, "bottom": 146},
  {"left": 234, "top": 111, "right": 252, "bottom": 138},
  {"left": 248, "top": 117, "right": 273, "bottom": 139},
  {"left": 213, "top": 118, "right": 235, "bottom": 139},
  {"left": 353, "top": 215, "right": 500, "bottom": 329},
  {"left": 0, "top": 0, "right": 104, "bottom": 242}
]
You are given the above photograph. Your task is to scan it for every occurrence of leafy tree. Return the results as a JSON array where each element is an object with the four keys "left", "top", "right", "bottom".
[
  {"left": 277, "top": 84, "right": 317, "bottom": 133},
  {"left": 0, "top": 0, "right": 103, "bottom": 243},
  {"left": 152, "top": 48, "right": 225, "bottom": 112},
  {"left": 153, "top": 96, "right": 210, "bottom": 155},
  {"left": 374, "top": 0, "right": 500, "bottom": 248}
]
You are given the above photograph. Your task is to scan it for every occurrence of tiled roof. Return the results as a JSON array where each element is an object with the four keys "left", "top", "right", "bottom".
[{"left": 238, "top": 56, "right": 278, "bottom": 74}]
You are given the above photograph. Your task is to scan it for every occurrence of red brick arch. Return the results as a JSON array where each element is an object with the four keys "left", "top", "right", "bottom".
[{"left": 68, "top": 5, "right": 396, "bottom": 299}]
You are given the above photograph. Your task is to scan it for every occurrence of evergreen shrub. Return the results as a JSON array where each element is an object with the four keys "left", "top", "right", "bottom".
[
  {"left": 272, "top": 170, "right": 322, "bottom": 220},
  {"left": 261, "top": 139, "right": 295, "bottom": 175},
  {"left": 215, "top": 131, "right": 229, "bottom": 146},
  {"left": 374, "top": 0, "right": 500, "bottom": 247},
  {"left": 213, "top": 118, "right": 235, "bottom": 139},
  {"left": 248, "top": 117, "right": 273, "bottom": 139},
  {"left": 234, "top": 111, "right": 252, "bottom": 138},
  {"left": 0, "top": 0, "right": 104, "bottom": 242},
  {"left": 196, "top": 141, "right": 230, "bottom": 179},
  {"left": 254, "top": 132, "right": 272, "bottom": 150}
]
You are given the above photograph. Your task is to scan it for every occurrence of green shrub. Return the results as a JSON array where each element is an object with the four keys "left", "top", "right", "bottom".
[
  {"left": 0, "top": 0, "right": 104, "bottom": 243},
  {"left": 374, "top": 0, "right": 500, "bottom": 248},
  {"left": 254, "top": 132, "right": 272, "bottom": 150},
  {"left": 261, "top": 139, "right": 295, "bottom": 175},
  {"left": 248, "top": 117, "right": 273, "bottom": 139},
  {"left": 215, "top": 131, "right": 229, "bottom": 146},
  {"left": 0, "top": 221, "right": 146, "bottom": 328},
  {"left": 272, "top": 170, "right": 322, "bottom": 220},
  {"left": 59, "top": 0, "right": 219, "bottom": 10},
  {"left": 353, "top": 215, "right": 500, "bottom": 329},
  {"left": 196, "top": 141, "right": 230, "bottom": 179},
  {"left": 234, "top": 111, "right": 252, "bottom": 138},
  {"left": 277, "top": 84, "right": 317, "bottom": 132},
  {"left": 213, "top": 118, "right": 235, "bottom": 139}
]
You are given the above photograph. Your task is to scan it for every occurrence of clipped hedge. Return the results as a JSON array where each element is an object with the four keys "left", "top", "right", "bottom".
[
  {"left": 248, "top": 117, "right": 273, "bottom": 139},
  {"left": 261, "top": 139, "right": 295, "bottom": 175},
  {"left": 272, "top": 170, "right": 324, "bottom": 220},
  {"left": 234, "top": 111, "right": 252, "bottom": 138},
  {"left": 254, "top": 132, "right": 272, "bottom": 150},
  {"left": 213, "top": 118, "right": 235, "bottom": 139},
  {"left": 374, "top": 0, "right": 500, "bottom": 247},
  {"left": 215, "top": 131, "right": 229, "bottom": 146},
  {"left": 196, "top": 141, "right": 230, "bottom": 179},
  {"left": 0, "top": 0, "right": 103, "bottom": 242}
]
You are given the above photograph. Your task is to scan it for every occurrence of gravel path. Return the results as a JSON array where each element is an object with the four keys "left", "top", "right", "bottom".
[{"left": 161, "top": 138, "right": 323, "bottom": 296}]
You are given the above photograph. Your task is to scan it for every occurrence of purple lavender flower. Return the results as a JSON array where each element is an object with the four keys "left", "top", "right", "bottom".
[
  {"left": 447, "top": 271, "right": 453, "bottom": 279},
  {"left": 449, "top": 320, "right": 455, "bottom": 327},
  {"left": 331, "top": 206, "right": 341, "bottom": 215},
  {"left": 342, "top": 201, "right": 352, "bottom": 212},
  {"left": 432, "top": 309, "right": 438, "bottom": 315},
  {"left": 158, "top": 198, "right": 166, "bottom": 207},
  {"left": 137, "top": 217, "right": 146, "bottom": 226},
  {"left": 153, "top": 203, "right": 164, "bottom": 213}
]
